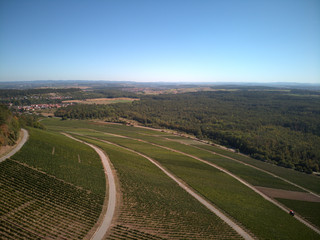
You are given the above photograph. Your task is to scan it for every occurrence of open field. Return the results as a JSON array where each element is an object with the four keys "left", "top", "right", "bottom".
[{"left": 41, "top": 118, "right": 320, "bottom": 239}]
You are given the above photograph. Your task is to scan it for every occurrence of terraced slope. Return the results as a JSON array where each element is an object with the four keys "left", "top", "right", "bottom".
[
  {"left": 0, "top": 160, "right": 102, "bottom": 239},
  {"left": 77, "top": 136, "right": 243, "bottom": 239},
  {"left": 0, "top": 128, "right": 105, "bottom": 239},
  {"left": 77, "top": 132, "right": 318, "bottom": 239},
  {"left": 41, "top": 119, "right": 320, "bottom": 239}
]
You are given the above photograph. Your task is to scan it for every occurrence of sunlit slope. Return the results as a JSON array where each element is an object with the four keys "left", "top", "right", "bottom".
[
  {"left": 12, "top": 128, "right": 106, "bottom": 194},
  {"left": 77, "top": 136, "right": 241, "bottom": 239},
  {"left": 0, "top": 128, "right": 105, "bottom": 239},
  {"left": 193, "top": 143, "right": 320, "bottom": 194},
  {"left": 43, "top": 118, "right": 320, "bottom": 239}
]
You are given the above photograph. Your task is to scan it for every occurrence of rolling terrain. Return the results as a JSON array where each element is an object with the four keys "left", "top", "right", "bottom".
[
  {"left": 45, "top": 118, "right": 320, "bottom": 239},
  {"left": 1, "top": 117, "right": 319, "bottom": 239}
]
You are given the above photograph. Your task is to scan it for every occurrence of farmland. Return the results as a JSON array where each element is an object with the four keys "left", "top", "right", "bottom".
[
  {"left": 78, "top": 137, "right": 241, "bottom": 239},
  {"left": 41, "top": 118, "right": 320, "bottom": 239},
  {"left": 0, "top": 127, "right": 105, "bottom": 239},
  {"left": 1, "top": 116, "right": 319, "bottom": 239}
]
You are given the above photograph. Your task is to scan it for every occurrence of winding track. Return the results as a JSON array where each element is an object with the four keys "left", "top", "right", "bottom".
[
  {"left": 91, "top": 130, "right": 320, "bottom": 235},
  {"left": 172, "top": 138, "right": 320, "bottom": 199},
  {"left": 74, "top": 133, "right": 255, "bottom": 240},
  {"left": 0, "top": 128, "right": 29, "bottom": 163},
  {"left": 62, "top": 133, "right": 117, "bottom": 240}
]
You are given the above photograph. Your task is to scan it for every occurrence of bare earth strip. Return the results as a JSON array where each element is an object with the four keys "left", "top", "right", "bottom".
[
  {"left": 62, "top": 133, "right": 117, "bottom": 240},
  {"left": 147, "top": 139, "right": 320, "bottom": 235},
  {"left": 178, "top": 139, "right": 320, "bottom": 199},
  {"left": 80, "top": 135, "right": 255, "bottom": 240},
  {"left": 92, "top": 130, "right": 320, "bottom": 235},
  {"left": 0, "top": 128, "right": 29, "bottom": 163},
  {"left": 255, "top": 187, "right": 320, "bottom": 202}
]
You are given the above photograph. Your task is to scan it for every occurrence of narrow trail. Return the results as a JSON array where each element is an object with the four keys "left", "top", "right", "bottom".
[
  {"left": 91, "top": 130, "right": 320, "bottom": 235},
  {"left": 75, "top": 133, "right": 255, "bottom": 240},
  {"left": 62, "top": 133, "right": 117, "bottom": 240},
  {"left": 0, "top": 128, "right": 29, "bottom": 163},
  {"left": 172, "top": 138, "right": 320, "bottom": 199},
  {"left": 155, "top": 142, "right": 320, "bottom": 234}
]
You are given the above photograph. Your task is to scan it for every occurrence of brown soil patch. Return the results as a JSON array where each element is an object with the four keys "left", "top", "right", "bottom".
[{"left": 255, "top": 186, "right": 320, "bottom": 202}]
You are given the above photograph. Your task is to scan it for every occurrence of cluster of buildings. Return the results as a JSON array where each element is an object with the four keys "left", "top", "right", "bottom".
[{"left": 12, "top": 103, "right": 73, "bottom": 112}]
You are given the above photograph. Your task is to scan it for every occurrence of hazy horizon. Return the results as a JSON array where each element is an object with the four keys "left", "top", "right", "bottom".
[{"left": 1, "top": 0, "right": 319, "bottom": 83}]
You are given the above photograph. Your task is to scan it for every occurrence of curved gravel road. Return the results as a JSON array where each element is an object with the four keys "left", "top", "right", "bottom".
[
  {"left": 62, "top": 133, "right": 117, "bottom": 240},
  {"left": 89, "top": 136, "right": 255, "bottom": 240},
  {"left": 97, "top": 130, "right": 320, "bottom": 235},
  {"left": 0, "top": 128, "right": 29, "bottom": 163}
]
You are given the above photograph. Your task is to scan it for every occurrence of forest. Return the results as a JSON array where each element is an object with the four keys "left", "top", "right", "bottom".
[
  {"left": 0, "top": 88, "right": 138, "bottom": 106},
  {"left": 0, "top": 104, "right": 20, "bottom": 146},
  {"left": 55, "top": 90, "right": 320, "bottom": 174},
  {"left": 0, "top": 104, "right": 44, "bottom": 146}
]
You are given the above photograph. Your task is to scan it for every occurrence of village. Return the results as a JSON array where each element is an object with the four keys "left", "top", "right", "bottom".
[{"left": 10, "top": 102, "right": 73, "bottom": 112}]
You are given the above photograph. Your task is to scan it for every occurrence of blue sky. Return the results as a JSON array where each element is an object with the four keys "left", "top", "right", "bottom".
[{"left": 0, "top": 0, "right": 319, "bottom": 83}]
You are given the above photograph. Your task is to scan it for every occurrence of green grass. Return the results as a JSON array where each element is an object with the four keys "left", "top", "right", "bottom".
[
  {"left": 275, "top": 198, "right": 320, "bottom": 228},
  {"left": 75, "top": 135, "right": 241, "bottom": 239}
]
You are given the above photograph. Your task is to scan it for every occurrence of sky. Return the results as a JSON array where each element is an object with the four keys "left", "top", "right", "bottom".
[{"left": 0, "top": 0, "right": 319, "bottom": 83}]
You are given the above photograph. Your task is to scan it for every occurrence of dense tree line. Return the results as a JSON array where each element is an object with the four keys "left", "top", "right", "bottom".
[
  {"left": 0, "top": 88, "right": 80, "bottom": 98},
  {"left": 55, "top": 90, "right": 320, "bottom": 173},
  {"left": 0, "top": 88, "right": 139, "bottom": 106},
  {"left": 0, "top": 104, "right": 20, "bottom": 146},
  {"left": 92, "top": 88, "right": 139, "bottom": 98},
  {"left": 0, "top": 104, "right": 45, "bottom": 146}
]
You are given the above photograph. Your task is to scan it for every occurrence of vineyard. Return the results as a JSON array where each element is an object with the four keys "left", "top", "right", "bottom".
[
  {"left": 1, "top": 117, "right": 320, "bottom": 239},
  {"left": 43, "top": 118, "right": 320, "bottom": 239},
  {"left": 77, "top": 131, "right": 317, "bottom": 240},
  {"left": 0, "top": 127, "right": 105, "bottom": 239},
  {"left": 0, "top": 160, "right": 102, "bottom": 239},
  {"left": 77, "top": 136, "right": 242, "bottom": 239}
]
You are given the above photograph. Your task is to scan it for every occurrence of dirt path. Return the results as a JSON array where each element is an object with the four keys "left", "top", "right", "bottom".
[
  {"left": 150, "top": 140, "right": 320, "bottom": 235},
  {"left": 0, "top": 128, "right": 29, "bottom": 163},
  {"left": 185, "top": 141, "right": 320, "bottom": 199},
  {"left": 78, "top": 134, "right": 255, "bottom": 240},
  {"left": 90, "top": 130, "right": 320, "bottom": 235},
  {"left": 62, "top": 133, "right": 117, "bottom": 240}
]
